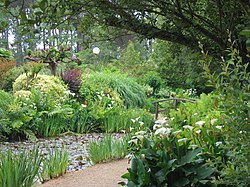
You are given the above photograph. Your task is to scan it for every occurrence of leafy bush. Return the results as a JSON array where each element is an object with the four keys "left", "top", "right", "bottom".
[
  {"left": 61, "top": 69, "right": 82, "bottom": 94},
  {"left": 80, "top": 71, "right": 147, "bottom": 108},
  {"left": 0, "top": 66, "right": 24, "bottom": 91},
  {"left": 121, "top": 122, "right": 215, "bottom": 186},
  {"left": 37, "top": 105, "right": 74, "bottom": 137},
  {"left": 13, "top": 73, "right": 69, "bottom": 103},
  {"left": 0, "top": 90, "right": 15, "bottom": 139},
  {"left": 0, "top": 48, "right": 14, "bottom": 59},
  {"left": 142, "top": 71, "right": 163, "bottom": 95},
  {"left": 203, "top": 49, "right": 250, "bottom": 186},
  {"left": 68, "top": 101, "right": 96, "bottom": 133},
  {"left": 103, "top": 107, "right": 154, "bottom": 133},
  {"left": 0, "top": 57, "right": 16, "bottom": 88},
  {"left": 169, "top": 93, "right": 221, "bottom": 129}
]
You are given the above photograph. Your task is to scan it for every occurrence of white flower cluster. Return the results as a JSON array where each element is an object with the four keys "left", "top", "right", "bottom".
[{"left": 153, "top": 118, "right": 172, "bottom": 136}]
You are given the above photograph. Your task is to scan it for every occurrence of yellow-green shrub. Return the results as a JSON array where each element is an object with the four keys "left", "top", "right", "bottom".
[{"left": 13, "top": 74, "right": 69, "bottom": 102}]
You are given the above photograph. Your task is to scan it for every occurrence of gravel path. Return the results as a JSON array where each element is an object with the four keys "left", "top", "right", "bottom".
[{"left": 39, "top": 159, "right": 129, "bottom": 187}]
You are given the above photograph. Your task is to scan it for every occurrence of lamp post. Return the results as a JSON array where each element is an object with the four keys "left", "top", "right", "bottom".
[{"left": 93, "top": 47, "right": 100, "bottom": 70}]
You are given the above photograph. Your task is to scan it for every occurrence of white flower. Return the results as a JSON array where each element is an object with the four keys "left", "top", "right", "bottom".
[
  {"left": 132, "top": 135, "right": 144, "bottom": 141},
  {"left": 178, "top": 138, "right": 188, "bottom": 143},
  {"left": 215, "top": 142, "right": 223, "bottom": 146},
  {"left": 155, "top": 118, "right": 168, "bottom": 126},
  {"left": 97, "top": 95, "right": 102, "bottom": 100},
  {"left": 131, "top": 119, "right": 136, "bottom": 123},
  {"left": 81, "top": 104, "right": 87, "bottom": 108},
  {"left": 195, "top": 121, "right": 205, "bottom": 128},
  {"left": 173, "top": 130, "right": 182, "bottom": 135},
  {"left": 195, "top": 130, "right": 201, "bottom": 134},
  {"left": 153, "top": 124, "right": 162, "bottom": 130},
  {"left": 183, "top": 125, "right": 194, "bottom": 131},
  {"left": 129, "top": 127, "right": 134, "bottom": 132},
  {"left": 120, "top": 130, "right": 126, "bottom": 133},
  {"left": 69, "top": 92, "right": 75, "bottom": 96},
  {"left": 135, "top": 117, "right": 140, "bottom": 121},
  {"left": 190, "top": 144, "right": 198, "bottom": 149},
  {"left": 210, "top": 119, "right": 217, "bottom": 125},
  {"left": 155, "top": 127, "right": 172, "bottom": 135},
  {"left": 139, "top": 121, "right": 144, "bottom": 126},
  {"left": 135, "top": 131, "right": 146, "bottom": 136},
  {"left": 170, "top": 117, "right": 174, "bottom": 121},
  {"left": 64, "top": 90, "right": 71, "bottom": 95},
  {"left": 193, "top": 113, "right": 198, "bottom": 116},
  {"left": 215, "top": 125, "right": 223, "bottom": 130},
  {"left": 128, "top": 139, "right": 138, "bottom": 145}
]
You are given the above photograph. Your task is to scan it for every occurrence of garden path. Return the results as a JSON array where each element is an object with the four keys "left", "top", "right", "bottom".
[{"left": 39, "top": 159, "right": 129, "bottom": 187}]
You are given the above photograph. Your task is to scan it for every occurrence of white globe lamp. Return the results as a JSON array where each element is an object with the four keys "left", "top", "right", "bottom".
[{"left": 93, "top": 47, "right": 100, "bottom": 55}]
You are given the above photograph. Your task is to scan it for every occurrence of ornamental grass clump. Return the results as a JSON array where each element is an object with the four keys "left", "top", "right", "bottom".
[
  {"left": 40, "top": 146, "right": 69, "bottom": 182},
  {"left": 80, "top": 71, "right": 147, "bottom": 108},
  {"left": 89, "top": 135, "right": 129, "bottom": 164},
  {"left": 0, "top": 147, "right": 42, "bottom": 187}
]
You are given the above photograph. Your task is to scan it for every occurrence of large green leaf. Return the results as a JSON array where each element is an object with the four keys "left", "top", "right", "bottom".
[
  {"left": 179, "top": 148, "right": 201, "bottom": 166},
  {"left": 173, "top": 178, "right": 190, "bottom": 187},
  {"left": 196, "top": 165, "right": 214, "bottom": 179},
  {"left": 155, "top": 168, "right": 168, "bottom": 183},
  {"left": 240, "top": 30, "right": 250, "bottom": 36}
]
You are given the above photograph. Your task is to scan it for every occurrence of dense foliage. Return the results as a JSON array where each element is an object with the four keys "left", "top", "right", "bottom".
[{"left": 122, "top": 52, "right": 250, "bottom": 186}]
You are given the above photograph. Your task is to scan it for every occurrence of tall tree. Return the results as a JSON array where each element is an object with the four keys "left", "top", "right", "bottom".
[{"left": 3, "top": 0, "right": 250, "bottom": 70}]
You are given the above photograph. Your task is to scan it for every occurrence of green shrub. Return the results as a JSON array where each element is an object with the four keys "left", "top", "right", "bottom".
[
  {"left": 0, "top": 48, "right": 14, "bottom": 59},
  {"left": 89, "top": 135, "right": 129, "bottom": 164},
  {"left": 0, "top": 57, "right": 16, "bottom": 89},
  {"left": 0, "top": 66, "right": 24, "bottom": 91},
  {"left": 121, "top": 124, "right": 215, "bottom": 186},
  {"left": 169, "top": 93, "right": 221, "bottom": 129},
  {"left": 203, "top": 49, "right": 250, "bottom": 186},
  {"left": 0, "top": 90, "right": 15, "bottom": 139},
  {"left": 13, "top": 73, "right": 69, "bottom": 103},
  {"left": 69, "top": 101, "right": 98, "bottom": 134},
  {"left": 142, "top": 71, "right": 163, "bottom": 95},
  {"left": 103, "top": 107, "right": 154, "bottom": 133}
]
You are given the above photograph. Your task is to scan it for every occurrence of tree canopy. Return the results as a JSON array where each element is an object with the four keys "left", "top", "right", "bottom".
[{"left": 2, "top": 0, "right": 250, "bottom": 69}]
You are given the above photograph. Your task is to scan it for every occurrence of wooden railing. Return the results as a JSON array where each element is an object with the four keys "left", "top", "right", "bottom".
[{"left": 153, "top": 98, "right": 195, "bottom": 119}]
